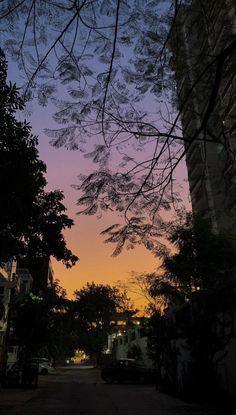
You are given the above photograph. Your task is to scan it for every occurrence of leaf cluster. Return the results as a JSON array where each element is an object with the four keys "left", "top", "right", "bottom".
[
  {"left": 0, "top": 50, "right": 78, "bottom": 268},
  {"left": 128, "top": 212, "right": 236, "bottom": 313},
  {"left": 0, "top": 0, "right": 184, "bottom": 235},
  {"left": 162, "top": 212, "right": 236, "bottom": 292},
  {"left": 2, "top": 0, "right": 235, "bottom": 257}
]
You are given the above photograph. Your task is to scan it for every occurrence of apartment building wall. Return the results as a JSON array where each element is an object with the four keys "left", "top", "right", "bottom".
[{"left": 170, "top": 0, "right": 236, "bottom": 232}]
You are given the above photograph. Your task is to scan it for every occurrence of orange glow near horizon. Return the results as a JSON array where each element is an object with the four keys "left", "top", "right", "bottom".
[
  {"left": 5, "top": 26, "right": 191, "bottom": 313},
  {"left": 51, "top": 214, "right": 161, "bottom": 311},
  {"left": 36, "top": 130, "right": 163, "bottom": 311},
  {"left": 37, "top": 127, "right": 189, "bottom": 312},
  {"left": 9, "top": 74, "right": 190, "bottom": 313}
]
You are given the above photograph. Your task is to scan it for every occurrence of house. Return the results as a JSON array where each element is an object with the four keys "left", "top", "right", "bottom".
[{"left": 107, "top": 314, "right": 152, "bottom": 367}]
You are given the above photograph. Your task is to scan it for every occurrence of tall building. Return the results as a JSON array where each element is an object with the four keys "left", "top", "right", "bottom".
[{"left": 170, "top": 0, "right": 236, "bottom": 232}]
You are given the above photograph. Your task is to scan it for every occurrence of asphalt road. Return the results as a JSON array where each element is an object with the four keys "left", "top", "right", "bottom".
[{"left": 0, "top": 366, "right": 233, "bottom": 415}]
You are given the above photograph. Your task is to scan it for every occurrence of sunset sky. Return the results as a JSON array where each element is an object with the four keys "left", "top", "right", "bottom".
[
  {"left": 4, "top": 63, "right": 190, "bottom": 311},
  {"left": 30, "top": 105, "right": 167, "bottom": 308},
  {"left": 28, "top": 103, "right": 189, "bottom": 310},
  {"left": 3, "top": 12, "right": 190, "bottom": 311}
]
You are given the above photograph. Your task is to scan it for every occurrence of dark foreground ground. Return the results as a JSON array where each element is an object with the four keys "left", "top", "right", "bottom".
[{"left": 0, "top": 365, "right": 235, "bottom": 415}]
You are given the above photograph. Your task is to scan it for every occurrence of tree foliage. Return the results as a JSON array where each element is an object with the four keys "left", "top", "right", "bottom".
[
  {"left": 12, "top": 280, "right": 76, "bottom": 361},
  {"left": 23, "top": 190, "right": 78, "bottom": 268},
  {"left": 125, "top": 212, "right": 236, "bottom": 312},
  {"left": 145, "top": 213, "right": 236, "bottom": 398},
  {"left": 73, "top": 282, "right": 133, "bottom": 361},
  {"left": 0, "top": 49, "right": 78, "bottom": 267},
  {"left": 1, "top": 0, "right": 235, "bottom": 253},
  {"left": 0, "top": 48, "right": 46, "bottom": 260},
  {"left": 161, "top": 213, "right": 236, "bottom": 292}
]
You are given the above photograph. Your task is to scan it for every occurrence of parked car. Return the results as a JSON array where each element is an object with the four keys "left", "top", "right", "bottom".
[
  {"left": 101, "top": 358, "right": 157, "bottom": 384},
  {"left": 29, "top": 358, "right": 52, "bottom": 375}
]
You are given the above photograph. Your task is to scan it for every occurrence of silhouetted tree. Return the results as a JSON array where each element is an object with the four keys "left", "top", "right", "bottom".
[
  {"left": 22, "top": 189, "right": 78, "bottom": 272},
  {"left": 1, "top": 1, "right": 235, "bottom": 253},
  {"left": 146, "top": 213, "right": 236, "bottom": 398},
  {"left": 0, "top": 48, "right": 46, "bottom": 261},
  {"left": 73, "top": 282, "right": 132, "bottom": 364},
  {"left": 0, "top": 49, "right": 78, "bottom": 270},
  {"left": 153, "top": 212, "right": 236, "bottom": 297},
  {"left": 12, "top": 280, "right": 76, "bottom": 362}
]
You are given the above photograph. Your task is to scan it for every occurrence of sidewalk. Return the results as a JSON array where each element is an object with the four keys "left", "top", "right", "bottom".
[
  {"left": 0, "top": 385, "right": 39, "bottom": 409},
  {"left": 0, "top": 367, "right": 83, "bottom": 409},
  {"left": 0, "top": 368, "right": 56, "bottom": 410}
]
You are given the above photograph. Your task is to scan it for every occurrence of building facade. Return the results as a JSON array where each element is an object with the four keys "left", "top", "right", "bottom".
[
  {"left": 0, "top": 260, "right": 17, "bottom": 369},
  {"left": 170, "top": 0, "right": 236, "bottom": 232},
  {"left": 106, "top": 315, "right": 152, "bottom": 367},
  {"left": 0, "top": 261, "right": 34, "bottom": 369}
]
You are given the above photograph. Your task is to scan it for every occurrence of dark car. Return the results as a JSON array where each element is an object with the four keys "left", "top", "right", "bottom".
[{"left": 101, "top": 358, "right": 156, "bottom": 384}]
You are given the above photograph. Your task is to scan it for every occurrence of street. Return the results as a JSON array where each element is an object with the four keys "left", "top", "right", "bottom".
[{"left": 0, "top": 366, "right": 232, "bottom": 415}]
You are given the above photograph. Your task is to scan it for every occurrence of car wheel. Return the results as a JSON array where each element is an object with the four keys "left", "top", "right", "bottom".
[
  {"left": 106, "top": 375, "right": 113, "bottom": 384},
  {"left": 41, "top": 368, "right": 48, "bottom": 376}
]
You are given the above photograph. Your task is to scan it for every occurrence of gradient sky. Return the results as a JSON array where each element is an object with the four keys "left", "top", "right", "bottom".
[
  {"left": 6, "top": 72, "right": 190, "bottom": 311},
  {"left": 4, "top": 31, "right": 190, "bottom": 311},
  {"left": 29, "top": 104, "right": 189, "bottom": 310},
  {"left": 33, "top": 107, "right": 164, "bottom": 308}
]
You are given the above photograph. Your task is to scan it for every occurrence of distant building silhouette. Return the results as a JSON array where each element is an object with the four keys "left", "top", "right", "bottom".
[{"left": 170, "top": 0, "right": 236, "bottom": 232}]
